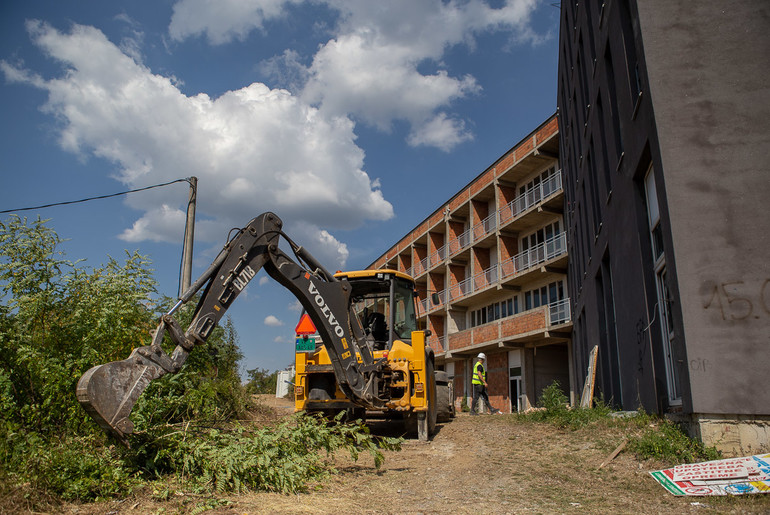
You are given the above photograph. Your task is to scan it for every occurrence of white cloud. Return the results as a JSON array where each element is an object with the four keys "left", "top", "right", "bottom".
[
  {"left": 169, "top": 0, "right": 304, "bottom": 44},
  {"left": 3, "top": 21, "right": 392, "bottom": 269},
  {"left": 167, "top": 0, "right": 541, "bottom": 151},
  {"left": 300, "top": 32, "right": 481, "bottom": 135},
  {"left": 258, "top": 276, "right": 270, "bottom": 286},
  {"left": 407, "top": 113, "right": 474, "bottom": 152},
  {"left": 264, "top": 315, "right": 283, "bottom": 326},
  {"left": 288, "top": 300, "right": 302, "bottom": 312}
]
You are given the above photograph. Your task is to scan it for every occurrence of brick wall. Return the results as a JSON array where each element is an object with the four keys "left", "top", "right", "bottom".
[
  {"left": 448, "top": 190, "right": 469, "bottom": 212},
  {"left": 536, "top": 116, "right": 558, "bottom": 143},
  {"left": 496, "top": 153, "right": 515, "bottom": 175},
  {"left": 472, "top": 323, "right": 499, "bottom": 344},
  {"left": 398, "top": 253, "right": 411, "bottom": 273},
  {"left": 448, "top": 331, "right": 471, "bottom": 350},
  {"left": 500, "top": 308, "right": 546, "bottom": 337},
  {"left": 448, "top": 221, "right": 464, "bottom": 254},
  {"left": 471, "top": 199, "right": 489, "bottom": 240},
  {"left": 486, "top": 351, "right": 509, "bottom": 413},
  {"left": 429, "top": 271, "right": 444, "bottom": 294},
  {"left": 428, "top": 314, "right": 444, "bottom": 339},
  {"left": 514, "top": 137, "right": 534, "bottom": 161},
  {"left": 470, "top": 168, "right": 495, "bottom": 196},
  {"left": 498, "top": 184, "right": 517, "bottom": 209},
  {"left": 429, "top": 231, "right": 444, "bottom": 256},
  {"left": 473, "top": 247, "right": 490, "bottom": 278}
]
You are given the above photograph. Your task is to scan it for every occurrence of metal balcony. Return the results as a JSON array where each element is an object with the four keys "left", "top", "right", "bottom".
[
  {"left": 499, "top": 169, "right": 563, "bottom": 225},
  {"left": 501, "top": 232, "right": 567, "bottom": 280},
  {"left": 548, "top": 298, "right": 571, "bottom": 325},
  {"left": 472, "top": 211, "right": 498, "bottom": 243}
]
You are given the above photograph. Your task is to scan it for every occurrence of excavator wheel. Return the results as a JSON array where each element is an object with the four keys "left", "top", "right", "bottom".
[
  {"left": 435, "top": 370, "right": 455, "bottom": 422},
  {"left": 416, "top": 359, "right": 438, "bottom": 441}
]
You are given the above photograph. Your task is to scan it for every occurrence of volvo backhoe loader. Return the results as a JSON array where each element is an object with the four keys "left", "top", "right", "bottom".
[{"left": 77, "top": 212, "right": 453, "bottom": 444}]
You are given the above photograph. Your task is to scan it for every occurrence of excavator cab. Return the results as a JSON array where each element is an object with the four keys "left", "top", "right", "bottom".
[{"left": 342, "top": 270, "right": 418, "bottom": 351}]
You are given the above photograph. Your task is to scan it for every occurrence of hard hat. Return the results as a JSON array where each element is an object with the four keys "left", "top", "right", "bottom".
[{"left": 477, "top": 352, "right": 486, "bottom": 360}]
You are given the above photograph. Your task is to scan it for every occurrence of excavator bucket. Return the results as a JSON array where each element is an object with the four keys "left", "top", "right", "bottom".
[{"left": 76, "top": 347, "right": 167, "bottom": 445}]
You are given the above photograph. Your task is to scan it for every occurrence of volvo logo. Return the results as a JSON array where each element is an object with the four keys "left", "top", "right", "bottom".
[{"left": 307, "top": 281, "right": 345, "bottom": 337}]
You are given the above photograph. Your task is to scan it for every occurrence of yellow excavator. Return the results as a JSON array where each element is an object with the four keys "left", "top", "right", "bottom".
[{"left": 77, "top": 212, "right": 454, "bottom": 443}]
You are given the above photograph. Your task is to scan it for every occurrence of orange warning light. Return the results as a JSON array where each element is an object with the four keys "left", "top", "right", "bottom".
[{"left": 295, "top": 313, "right": 317, "bottom": 335}]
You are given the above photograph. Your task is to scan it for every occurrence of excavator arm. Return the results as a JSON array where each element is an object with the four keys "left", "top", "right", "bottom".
[{"left": 77, "top": 212, "right": 386, "bottom": 444}]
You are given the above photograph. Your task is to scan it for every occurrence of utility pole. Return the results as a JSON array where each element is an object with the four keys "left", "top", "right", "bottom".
[{"left": 180, "top": 176, "right": 197, "bottom": 297}]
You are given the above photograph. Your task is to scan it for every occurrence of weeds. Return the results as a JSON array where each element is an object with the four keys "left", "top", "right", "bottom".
[
  {"left": 624, "top": 412, "right": 721, "bottom": 464},
  {"left": 518, "top": 381, "right": 721, "bottom": 465},
  {"left": 519, "top": 381, "right": 613, "bottom": 430}
]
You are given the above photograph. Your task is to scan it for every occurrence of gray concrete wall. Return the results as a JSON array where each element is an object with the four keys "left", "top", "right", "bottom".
[{"left": 637, "top": 1, "right": 770, "bottom": 415}]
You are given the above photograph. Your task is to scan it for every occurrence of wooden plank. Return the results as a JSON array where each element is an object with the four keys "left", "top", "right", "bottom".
[
  {"left": 580, "top": 345, "right": 598, "bottom": 408},
  {"left": 598, "top": 440, "right": 627, "bottom": 470}
]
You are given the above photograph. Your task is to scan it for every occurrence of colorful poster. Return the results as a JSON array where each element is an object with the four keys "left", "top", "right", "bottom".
[{"left": 651, "top": 454, "right": 770, "bottom": 496}]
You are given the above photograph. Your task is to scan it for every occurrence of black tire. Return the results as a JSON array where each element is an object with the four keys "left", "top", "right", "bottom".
[
  {"left": 435, "top": 371, "right": 455, "bottom": 422},
  {"left": 417, "top": 359, "right": 438, "bottom": 441}
]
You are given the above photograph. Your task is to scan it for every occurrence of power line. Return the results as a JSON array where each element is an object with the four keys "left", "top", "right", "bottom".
[{"left": 0, "top": 178, "right": 193, "bottom": 215}]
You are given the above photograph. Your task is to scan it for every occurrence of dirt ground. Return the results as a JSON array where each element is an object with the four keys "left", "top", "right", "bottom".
[{"left": 59, "top": 397, "right": 770, "bottom": 515}]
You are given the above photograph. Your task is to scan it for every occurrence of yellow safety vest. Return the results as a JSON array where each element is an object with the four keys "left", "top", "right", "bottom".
[{"left": 472, "top": 361, "right": 485, "bottom": 385}]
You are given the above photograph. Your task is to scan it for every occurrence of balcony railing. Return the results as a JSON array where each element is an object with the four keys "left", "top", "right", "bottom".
[
  {"left": 412, "top": 255, "right": 430, "bottom": 276},
  {"left": 420, "top": 289, "right": 447, "bottom": 314},
  {"left": 501, "top": 232, "right": 567, "bottom": 280},
  {"left": 426, "top": 233, "right": 567, "bottom": 308},
  {"left": 418, "top": 170, "right": 563, "bottom": 274},
  {"left": 428, "top": 244, "right": 446, "bottom": 268},
  {"left": 548, "top": 298, "right": 571, "bottom": 324},
  {"left": 472, "top": 212, "right": 498, "bottom": 242},
  {"left": 499, "top": 169, "right": 562, "bottom": 225},
  {"left": 447, "top": 228, "right": 472, "bottom": 257}
]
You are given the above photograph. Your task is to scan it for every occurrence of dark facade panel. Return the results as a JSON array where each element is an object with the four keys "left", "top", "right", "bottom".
[
  {"left": 636, "top": 0, "right": 770, "bottom": 415},
  {"left": 558, "top": 0, "right": 683, "bottom": 413},
  {"left": 559, "top": 0, "right": 770, "bottom": 423}
]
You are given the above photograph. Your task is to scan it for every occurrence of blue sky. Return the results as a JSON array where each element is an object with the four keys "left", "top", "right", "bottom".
[{"left": 0, "top": 0, "right": 559, "bottom": 375}]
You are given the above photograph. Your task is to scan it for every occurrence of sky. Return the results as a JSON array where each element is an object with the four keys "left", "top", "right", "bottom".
[{"left": 0, "top": 0, "right": 559, "bottom": 376}]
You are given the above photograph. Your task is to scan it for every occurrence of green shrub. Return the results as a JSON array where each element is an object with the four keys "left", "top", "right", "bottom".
[
  {"left": 244, "top": 367, "right": 278, "bottom": 395},
  {"left": 520, "top": 381, "right": 611, "bottom": 430},
  {"left": 626, "top": 413, "right": 721, "bottom": 464},
  {"left": 0, "top": 217, "right": 250, "bottom": 503},
  {"left": 517, "top": 381, "right": 721, "bottom": 465},
  {"left": 539, "top": 380, "right": 569, "bottom": 412}
]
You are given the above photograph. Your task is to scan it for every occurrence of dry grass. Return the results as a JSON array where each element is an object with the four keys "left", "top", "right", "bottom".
[{"left": 50, "top": 407, "right": 770, "bottom": 515}]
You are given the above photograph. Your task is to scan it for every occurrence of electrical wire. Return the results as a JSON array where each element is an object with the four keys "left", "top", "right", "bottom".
[{"left": 0, "top": 177, "right": 192, "bottom": 214}]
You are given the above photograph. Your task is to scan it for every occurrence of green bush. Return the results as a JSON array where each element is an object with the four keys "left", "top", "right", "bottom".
[
  {"left": 0, "top": 217, "right": 248, "bottom": 502},
  {"left": 244, "top": 367, "right": 278, "bottom": 395},
  {"left": 520, "top": 380, "right": 612, "bottom": 430},
  {"left": 625, "top": 412, "right": 721, "bottom": 464}
]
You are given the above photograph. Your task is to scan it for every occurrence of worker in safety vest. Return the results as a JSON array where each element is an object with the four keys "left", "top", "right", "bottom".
[{"left": 470, "top": 353, "right": 500, "bottom": 415}]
